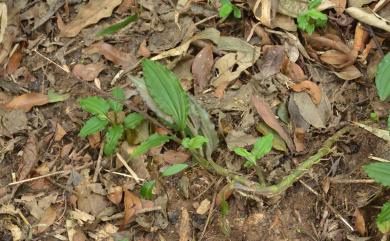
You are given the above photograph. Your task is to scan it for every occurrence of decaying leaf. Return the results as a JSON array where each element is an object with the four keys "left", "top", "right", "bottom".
[
  {"left": 59, "top": 0, "right": 122, "bottom": 37},
  {"left": 123, "top": 189, "right": 142, "bottom": 225},
  {"left": 291, "top": 80, "right": 322, "bottom": 104},
  {"left": 85, "top": 42, "right": 137, "bottom": 68},
  {"left": 5, "top": 45, "right": 22, "bottom": 75},
  {"left": 179, "top": 207, "right": 191, "bottom": 241},
  {"left": 256, "top": 45, "right": 285, "bottom": 79},
  {"left": 107, "top": 186, "right": 123, "bottom": 205},
  {"left": 3, "top": 93, "right": 48, "bottom": 112},
  {"left": 354, "top": 208, "right": 367, "bottom": 236},
  {"left": 159, "top": 150, "right": 191, "bottom": 164},
  {"left": 0, "top": 109, "right": 28, "bottom": 136},
  {"left": 225, "top": 129, "right": 256, "bottom": 151},
  {"left": 192, "top": 45, "right": 213, "bottom": 93},
  {"left": 333, "top": 65, "right": 362, "bottom": 80},
  {"left": 36, "top": 206, "right": 57, "bottom": 234},
  {"left": 196, "top": 199, "right": 211, "bottom": 215},
  {"left": 18, "top": 134, "right": 38, "bottom": 182},
  {"left": 330, "top": 0, "right": 347, "bottom": 13},
  {"left": 256, "top": 122, "right": 288, "bottom": 152},
  {"left": 72, "top": 63, "right": 106, "bottom": 81},
  {"left": 346, "top": 7, "right": 390, "bottom": 32},
  {"left": 293, "top": 127, "right": 306, "bottom": 152}
]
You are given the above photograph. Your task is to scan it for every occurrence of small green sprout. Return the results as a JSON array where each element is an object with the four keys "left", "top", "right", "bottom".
[
  {"left": 297, "top": 0, "right": 327, "bottom": 35},
  {"left": 219, "top": 0, "right": 241, "bottom": 19},
  {"left": 234, "top": 134, "right": 273, "bottom": 167}
]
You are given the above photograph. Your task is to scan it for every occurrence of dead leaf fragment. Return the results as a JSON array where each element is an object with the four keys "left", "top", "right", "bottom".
[
  {"left": 107, "top": 186, "right": 123, "bottom": 205},
  {"left": 55, "top": 122, "right": 67, "bottom": 141},
  {"left": 85, "top": 42, "right": 137, "bottom": 68},
  {"left": 5, "top": 45, "right": 23, "bottom": 75},
  {"left": 346, "top": 7, "right": 390, "bottom": 32},
  {"left": 215, "top": 184, "right": 234, "bottom": 206},
  {"left": 59, "top": 0, "right": 122, "bottom": 37},
  {"left": 196, "top": 199, "right": 211, "bottom": 215},
  {"left": 333, "top": 65, "right": 362, "bottom": 80},
  {"left": 36, "top": 206, "right": 57, "bottom": 234},
  {"left": 159, "top": 150, "right": 191, "bottom": 164},
  {"left": 291, "top": 80, "right": 322, "bottom": 104},
  {"left": 18, "top": 134, "right": 38, "bottom": 182},
  {"left": 179, "top": 207, "right": 191, "bottom": 241},
  {"left": 293, "top": 127, "right": 305, "bottom": 152},
  {"left": 72, "top": 63, "right": 106, "bottom": 81},
  {"left": 330, "top": 0, "right": 347, "bottom": 13},
  {"left": 4, "top": 93, "right": 48, "bottom": 112},
  {"left": 192, "top": 45, "right": 213, "bottom": 93},
  {"left": 354, "top": 208, "right": 366, "bottom": 235},
  {"left": 123, "top": 189, "right": 142, "bottom": 225}
]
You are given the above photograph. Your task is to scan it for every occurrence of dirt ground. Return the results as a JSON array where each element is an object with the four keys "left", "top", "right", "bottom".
[{"left": 1, "top": 0, "right": 390, "bottom": 241}]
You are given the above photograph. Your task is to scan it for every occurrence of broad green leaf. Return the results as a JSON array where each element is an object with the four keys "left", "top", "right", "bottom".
[
  {"left": 79, "top": 117, "right": 108, "bottom": 137},
  {"left": 140, "top": 180, "right": 156, "bottom": 200},
  {"left": 132, "top": 134, "right": 170, "bottom": 157},
  {"left": 219, "top": 2, "right": 233, "bottom": 18},
  {"left": 376, "top": 52, "right": 390, "bottom": 101},
  {"left": 309, "top": 9, "right": 327, "bottom": 21},
  {"left": 104, "top": 125, "right": 124, "bottom": 156},
  {"left": 233, "top": 147, "right": 252, "bottom": 159},
  {"left": 377, "top": 202, "right": 390, "bottom": 233},
  {"left": 111, "top": 87, "right": 125, "bottom": 101},
  {"left": 220, "top": 198, "right": 229, "bottom": 217},
  {"left": 124, "top": 113, "right": 144, "bottom": 129},
  {"left": 108, "top": 100, "right": 123, "bottom": 113},
  {"left": 181, "top": 135, "right": 208, "bottom": 150},
  {"left": 142, "top": 59, "right": 189, "bottom": 131},
  {"left": 80, "top": 96, "right": 110, "bottom": 117},
  {"left": 161, "top": 163, "right": 188, "bottom": 177},
  {"left": 96, "top": 14, "right": 138, "bottom": 36},
  {"left": 252, "top": 134, "right": 273, "bottom": 160},
  {"left": 233, "top": 6, "right": 241, "bottom": 18},
  {"left": 256, "top": 123, "right": 287, "bottom": 152},
  {"left": 363, "top": 162, "right": 390, "bottom": 186}
]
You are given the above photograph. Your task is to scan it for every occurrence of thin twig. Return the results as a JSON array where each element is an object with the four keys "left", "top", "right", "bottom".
[
  {"left": 329, "top": 178, "right": 375, "bottom": 184},
  {"left": 92, "top": 143, "right": 104, "bottom": 183},
  {"left": 115, "top": 153, "right": 144, "bottom": 183},
  {"left": 198, "top": 192, "right": 217, "bottom": 241}
]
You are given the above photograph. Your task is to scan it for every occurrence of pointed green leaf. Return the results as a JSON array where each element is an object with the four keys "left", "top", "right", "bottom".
[
  {"left": 219, "top": 2, "right": 233, "bottom": 18},
  {"left": 256, "top": 123, "right": 287, "bottom": 152},
  {"left": 79, "top": 117, "right": 108, "bottom": 137},
  {"left": 108, "top": 100, "right": 123, "bottom": 113},
  {"left": 124, "top": 113, "right": 144, "bottom": 129},
  {"left": 132, "top": 134, "right": 170, "bottom": 157},
  {"left": 308, "top": 0, "right": 322, "bottom": 9},
  {"left": 142, "top": 59, "right": 189, "bottom": 131},
  {"left": 47, "top": 90, "right": 69, "bottom": 103},
  {"left": 161, "top": 163, "right": 188, "bottom": 177},
  {"left": 140, "top": 180, "right": 156, "bottom": 200},
  {"left": 79, "top": 96, "right": 110, "bottom": 116},
  {"left": 181, "top": 135, "right": 208, "bottom": 150},
  {"left": 96, "top": 14, "right": 138, "bottom": 36},
  {"left": 111, "top": 87, "right": 125, "bottom": 101},
  {"left": 252, "top": 134, "right": 273, "bottom": 160},
  {"left": 220, "top": 198, "right": 229, "bottom": 217},
  {"left": 233, "top": 6, "right": 241, "bottom": 19},
  {"left": 233, "top": 147, "right": 252, "bottom": 160},
  {"left": 104, "top": 125, "right": 124, "bottom": 156},
  {"left": 377, "top": 202, "right": 390, "bottom": 233},
  {"left": 376, "top": 53, "right": 390, "bottom": 101},
  {"left": 363, "top": 162, "right": 390, "bottom": 186}
]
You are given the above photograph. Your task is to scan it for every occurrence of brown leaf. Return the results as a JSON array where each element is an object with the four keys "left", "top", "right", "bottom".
[
  {"left": 18, "top": 134, "right": 38, "bottom": 182},
  {"left": 320, "top": 50, "right": 351, "bottom": 67},
  {"left": 192, "top": 45, "right": 213, "bottom": 93},
  {"left": 322, "top": 177, "right": 330, "bottom": 194},
  {"left": 107, "top": 186, "right": 123, "bottom": 205},
  {"left": 72, "top": 63, "right": 106, "bottom": 81},
  {"left": 59, "top": 0, "right": 122, "bottom": 37},
  {"left": 54, "top": 123, "right": 67, "bottom": 142},
  {"left": 293, "top": 127, "right": 305, "bottom": 152},
  {"left": 4, "top": 93, "right": 48, "bottom": 112},
  {"left": 5, "top": 45, "right": 23, "bottom": 75},
  {"left": 36, "top": 206, "right": 57, "bottom": 234},
  {"left": 257, "top": 45, "right": 285, "bottom": 79},
  {"left": 283, "top": 61, "right": 305, "bottom": 81},
  {"left": 333, "top": 65, "right": 362, "bottom": 80},
  {"left": 72, "top": 230, "right": 88, "bottom": 241},
  {"left": 87, "top": 132, "right": 101, "bottom": 148},
  {"left": 85, "top": 42, "right": 137, "bottom": 68},
  {"left": 137, "top": 39, "right": 151, "bottom": 58},
  {"left": 160, "top": 150, "right": 191, "bottom": 164},
  {"left": 215, "top": 184, "right": 234, "bottom": 206},
  {"left": 179, "top": 207, "right": 191, "bottom": 241},
  {"left": 251, "top": 96, "right": 294, "bottom": 151},
  {"left": 329, "top": 0, "right": 346, "bottom": 13},
  {"left": 291, "top": 80, "right": 322, "bottom": 104},
  {"left": 123, "top": 189, "right": 142, "bottom": 225},
  {"left": 354, "top": 208, "right": 366, "bottom": 236}
]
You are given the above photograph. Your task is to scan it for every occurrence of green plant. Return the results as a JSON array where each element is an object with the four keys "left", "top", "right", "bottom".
[
  {"left": 233, "top": 134, "right": 273, "bottom": 167},
  {"left": 219, "top": 0, "right": 241, "bottom": 19},
  {"left": 96, "top": 14, "right": 138, "bottom": 36},
  {"left": 363, "top": 162, "right": 390, "bottom": 233},
  {"left": 297, "top": 0, "right": 327, "bottom": 35},
  {"left": 182, "top": 135, "right": 208, "bottom": 150},
  {"left": 78, "top": 87, "right": 144, "bottom": 156}
]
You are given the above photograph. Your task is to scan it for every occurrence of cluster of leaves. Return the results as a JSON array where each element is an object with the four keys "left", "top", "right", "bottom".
[
  {"left": 234, "top": 134, "right": 273, "bottom": 167},
  {"left": 79, "top": 87, "right": 144, "bottom": 156},
  {"left": 297, "top": 0, "right": 327, "bottom": 35},
  {"left": 219, "top": 0, "right": 241, "bottom": 19}
]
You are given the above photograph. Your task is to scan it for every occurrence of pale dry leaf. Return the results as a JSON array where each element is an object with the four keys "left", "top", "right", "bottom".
[
  {"left": 354, "top": 208, "right": 366, "bottom": 236},
  {"left": 320, "top": 50, "right": 351, "bottom": 67},
  {"left": 348, "top": 0, "right": 376, "bottom": 7},
  {"left": 330, "top": 0, "right": 347, "bottom": 13},
  {"left": 85, "top": 42, "right": 137, "bottom": 68},
  {"left": 196, "top": 199, "right": 211, "bottom": 215},
  {"left": 251, "top": 96, "right": 294, "bottom": 151},
  {"left": 18, "top": 134, "right": 38, "bottom": 182},
  {"left": 59, "top": 0, "right": 122, "bottom": 37},
  {"left": 36, "top": 206, "right": 57, "bottom": 234},
  {"left": 0, "top": 3, "right": 7, "bottom": 44},
  {"left": 291, "top": 80, "right": 322, "bottom": 104},
  {"left": 192, "top": 45, "right": 214, "bottom": 94},
  {"left": 107, "top": 186, "right": 123, "bottom": 205},
  {"left": 54, "top": 122, "right": 67, "bottom": 141},
  {"left": 159, "top": 150, "right": 190, "bottom": 164},
  {"left": 4, "top": 93, "right": 48, "bottom": 112},
  {"left": 353, "top": 122, "right": 390, "bottom": 142},
  {"left": 293, "top": 127, "right": 305, "bottom": 152},
  {"left": 179, "top": 207, "right": 191, "bottom": 241},
  {"left": 72, "top": 63, "right": 106, "bottom": 81},
  {"left": 4, "top": 223, "right": 22, "bottom": 241},
  {"left": 333, "top": 65, "right": 362, "bottom": 80},
  {"left": 225, "top": 129, "right": 256, "bottom": 151},
  {"left": 346, "top": 7, "right": 390, "bottom": 32}
]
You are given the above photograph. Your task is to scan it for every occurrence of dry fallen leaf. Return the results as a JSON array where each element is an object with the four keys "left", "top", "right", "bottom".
[
  {"left": 123, "top": 189, "right": 142, "bottom": 225},
  {"left": 251, "top": 96, "right": 294, "bottom": 151},
  {"left": 137, "top": 39, "right": 151, "bottom": 58},
  {"left": 179, "top": 207, "right": 191, "bottom": 241},
  {"left": 18, "top": 134, "right": 38, "bottom": 182},
  {"left": 72, "top": 63, "right": 106, "bottom": 81},
  {"left": 283, "top": 61, "right": 306, "bottom": 81},
  {"left": 59, "top": 0, "right": 122, "bottom": 37},
  {"left": 5, "top": 45, "right": 22, "bottom": 75},
  {"left": 196, "top": 199, "right": 211, "bottom": 215},
  {"left": 54, "top": 122, "right": 67, "bottom": 141},
  {"left": 215, "top": 184, "right": 233, "bottom": 206},
  {"left": 330, "top": 0, "right": 347, "bottom": 13},
  {"left": 107, "top": 186, "right": 123, "bottom": 205},
  {"left": 346, "top": 7, "right": 390, "bottom": 32},
  {"left": 36, "top": 206, "right": 57, "bottom": 234},
  {"left": 354, "top": 208, "right": 366, "bottom": 236},
  {"left": 85, "top": 42, "right": 137, "bottom": 68},
  {"left": 293, "top": 127, "right": 305, "bottom": 152},
  {"left": 320, "top": 50, "right": 351, "bottom": 67},
  {"left": 159, "top": 150, "right": 191, "bottom": 164},
  {"left": 257, "top": 45, "right": 285, "bottom": 79},
  {"left": 72, "top": 230, "right": 88, "bottom": 241},
  {"left": 192, "top": 45, "right": 213, "bottom": 94},
  {"left": 4, "top": 93, "right": 48, "bottom": 112},
  {"left": 291, "top": 80, "right": 322, "bottom": 104},
  {"left": 333, "top": 65, "right": 362, "bottom": 80}
]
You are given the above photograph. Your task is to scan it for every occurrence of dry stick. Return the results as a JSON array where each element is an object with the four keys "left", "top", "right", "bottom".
[{"left": 92, "top": 143, "right": 104, "bottom": 183}]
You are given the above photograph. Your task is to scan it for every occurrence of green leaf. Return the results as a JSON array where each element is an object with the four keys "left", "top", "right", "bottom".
[
  {"left": 308, "top": 0, "right": 322, "bottom": 9},
  {"left": 376, "top": 52, "right": 390, "bottom": 101},
  {"left": 79, "top": 96, "right": 110, "bottom": 117},
  {"left": 233, "top": 6, "right": 241, "bottom": 19},
  {"left": 219, "top": 2, "right": 233, "bottom": 18},
  {"left": 140, "top": 180, "right": 156, "bottom": 200},
  {"left": 142, "top": 59, "right": 189, "bottom": 131},
  {"left": 103, "top": 125, "right": 124, "bottom": 156},
  {"left": 111, "top": 87, "right": 125, "bottom": 101},
  {"left": 220, "top": 198, "right": 229, "bottom": 217},
  {"left": 363, "top": 162, "right": 390, "bottom": 186},
  {"left": 256, "top": 123, "right": 287, "bottom": 152},
  {"left": 47, "top": 90, "right": 69, "bottom": 103},
  {"left": 79, "top": 117, "right": 108, "bottom": 137},
  {"left": 96, "top": 14, "right": 138, "bottom": 36},
  {"left": 161, "top": 163, "right": 188, "bottom": 177},
  {"left": 124, "top": 113, "right": 144, "bottom": 129},
  {"left": 252, "top": 134, "right": 273, "bottom": 160},
  {"left": 108, "top": 100, "right": 123, "bottom": 113},
  {"left": 181, "top": 135, "right": 208, "bottom": 150},
  {"left": 234, "top": 147, "right": 256, "bottom": 167},
  {"left": 132, "top": 134, "right": 170, "bottom": 157},
  {"left": 377, "top": 202, "right": 390, "bottom": 233}
]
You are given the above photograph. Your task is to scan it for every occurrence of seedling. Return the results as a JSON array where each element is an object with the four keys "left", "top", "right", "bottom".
[
  {"left": 219, "top": 0, "right": 241, "bottom": 19},
  {"left": 297, "top": 0, "right": 327, "bottom": 35},
  {"left": 78, "top": 87, "right": 144, "bottom": 156},
  {"left": 234, "top": 134, "right": 273, "bottom": 167}
]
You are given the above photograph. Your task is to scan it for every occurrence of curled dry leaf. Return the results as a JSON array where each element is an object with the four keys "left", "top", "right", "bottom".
[
  {"left": 333, "top": 65, "right": 362, "bottom": 80},
  {"left": 192, "top": 45, "right": 214, "bottom": 94},
  {"left": 293, "top": 127, "right": 305, "bottom": 152},
  {"left": 123, "top": 189, "right": 142, "bottom": 225},
  {"left": 72, "top": 63, "right": 106, "bottom": 81},
  {"left": 36, "top": 206, "right": 57, "bottom": 234},
  {"left": 59, "top": 0, "right": 122, "bottom": 37},
  {"left": 4, "top": 93, "right": 48, "bottom": 112},
  {"left": 251, "top": 96, "right": 294, "bottom": 151},
  {"left": 283, "top": 61, "right": 305, "bottom": 81},
  {"left": 291, "top": 80, "right": 322, "bottom": 104},
  {"left": 85, "top": 42, "right": 137, "bottom": 68},
  {"left": 346, "top": 7, "right": 390, "bottom": 32}
]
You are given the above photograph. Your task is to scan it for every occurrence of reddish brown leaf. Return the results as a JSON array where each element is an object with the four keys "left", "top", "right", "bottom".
[
  {"left": 107, "top": 186, "right": 123, "bottom": 205},
  {"left": 123, "top": 189, "right": 142, "bottom": 225},
  {"left": 72, "top": 63, "right": 106, "bottom": 81},
  {"left": 87, "top": 132, "right": 101, "bottom": 148},
  {"left": 85, "top": 42, "right": 137, "bottom": 68},
  {"left": 251, "top": 96, "right": 294, "bottom": 151},
  {"left": 18, "top": 134, "right": 38, "bottom": 182},
  {"left": 36, "top": 206, "right": 57, "bottom": 234},
  {"left": 4, "top": 93, "right": 48, "bottom": 112},
  {"left": 215, "top": 184, "right": 234, "bottom": 206},
  {"left": 5, "top": 46, "right": 23, "bottom": 75},
  {"left": 291, "top": 80, "right": 322, "bottom": 105},
  {"left": 72, "top": 230, "right": 88, "bottom": 241},
  {"left": 137, "top": 39, "right": 151, "bottom": 58},
  {"left": 283, "top": 61, "right": 305, "bottom": 81},
  {"left": 354, "top": 208, "right": 366, "bottom": 236},
  {"left": 320, "top": 50, "right": 350, "bottom": 67},
  {"left": 160, "top": 150, "right": 190, "bottom": 164},
  {"left": 192, "top": 45, "right": 213, "bottom": 93},
  {"left": 54, "top": 123, "right": 67, "bottom": 142},
  {"left": 333, "top": 65, "right": 362, "bottom": 80},
  {"left": 329, "top": 0, "right": 346, "bottom": 13},
  {"left": 293, "top": 127, "right": 305, "bottom": 152}
]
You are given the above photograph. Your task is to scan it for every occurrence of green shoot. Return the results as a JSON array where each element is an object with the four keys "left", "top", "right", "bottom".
[
  {"left": 182, "top": 135, "right": 208, "bottom": 150},
  {"left": 219, "top": 0, "right": 241, "bottom": 19},
  {"left": 140, "top": 180, "right": 156, "bottom": 200},
  {"left": 297, "top": 0, "right": 327, "bottom": 35},
  {"left": 161, "top": 164, "right": 189, "bottom": 177},
  {"left": 96, "top": 14, "right": 138, "bottom": 36},
  {"left": 234, "top": 134, "right": 273, "bottom": 167}
]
